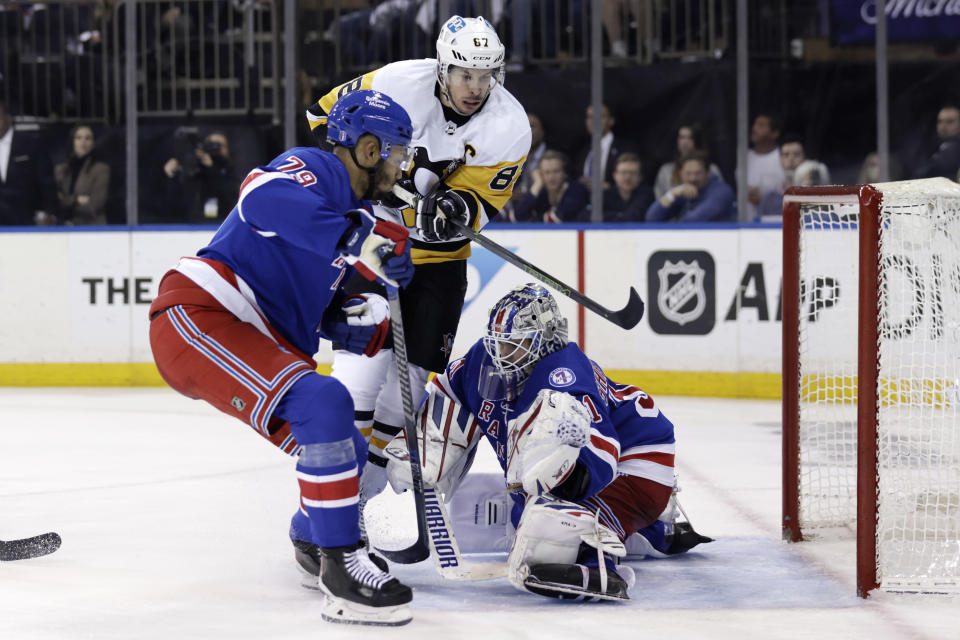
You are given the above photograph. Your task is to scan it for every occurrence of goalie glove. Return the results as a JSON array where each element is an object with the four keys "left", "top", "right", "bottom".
[
  {"left": 384, "top": 383, "right": 483, "bottom": 499},
  {"left": 319, "top": 293, "right": 390, "bottom": 357},
  {"left": 416, "top": 189, "right": 470, "bottom": 242},
  {"left": 339, "top": 208, "right": 415, "bottom": 287},
  {"left": 506, "top": 389, "right": 592, "bottom": 496}
]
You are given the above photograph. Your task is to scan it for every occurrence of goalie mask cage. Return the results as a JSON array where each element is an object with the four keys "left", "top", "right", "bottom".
[{"left": 782, "top": 178, "right": 960, "bottom": 598}]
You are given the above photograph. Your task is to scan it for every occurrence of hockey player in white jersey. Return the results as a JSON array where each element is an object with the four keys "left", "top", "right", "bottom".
[
  {"left": 304, "top": 16, "right": 531, "bottom": 529},
  {"left": 385, "top": 284, "right": 711, "bottom": 600}
]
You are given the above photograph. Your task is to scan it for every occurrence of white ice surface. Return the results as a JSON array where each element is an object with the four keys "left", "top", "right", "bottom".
[{"left": 1, "top": 389, "right": 957, "bottom": 639}]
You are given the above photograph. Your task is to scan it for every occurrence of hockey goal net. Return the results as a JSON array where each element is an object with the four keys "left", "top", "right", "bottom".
[{"left": 782, "top": 178, "right": 960, "bottom": 597}]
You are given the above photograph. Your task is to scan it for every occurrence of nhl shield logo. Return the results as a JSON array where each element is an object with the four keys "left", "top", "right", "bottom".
[
  {"left": 231, "top": 396, "right": 246, "bottom": 412},
  {"left": 657, "top": 260, "right": 706, "bottom": 326}
]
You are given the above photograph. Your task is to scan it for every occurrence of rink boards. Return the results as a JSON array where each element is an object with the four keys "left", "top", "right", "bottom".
[{"left": 0, "top": 224, "right": 784, "bottom": 397}]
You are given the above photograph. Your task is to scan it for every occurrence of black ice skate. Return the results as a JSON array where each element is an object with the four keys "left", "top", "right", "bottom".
[
  {"left": 522, "top": 563, "right": 629, "bottom": 602},
  {"left": 292, "top": 539, "right": 387, "bottom": 589},
  {"left": 316, "top": 541, "right": 413, "bottom": 626}
]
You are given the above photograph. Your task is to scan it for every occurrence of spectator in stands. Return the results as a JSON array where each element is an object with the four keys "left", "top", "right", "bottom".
[
  {"left": 575, "top": 103, "right": 638, "bottom": 189},
  {"left": 54, "top": 124, "right": 110, "bottom": 225},
  {"left": 511, "top": 150, "right": 589, "bottom": 223},
  {"left": 515, "top": 112, "right": 548, "bottom": 197},
  {"left": 912, "top": 103, "right": 960, "bottom": 180},
  {"left": 744, "top": 112, "right": 785, "bottom": 219},
  {"left": 157, "top": 130, "right": 239, "bottom": 223},
  {"left": 602, "top": 152, "right": 653, "bottom": 222},
  {"left": 602, "top": 0, "right": 650, "bottom": 58},
  {"left": 645, "top": 150, "right": 734, "bottom": 222},
  {"left": 756, "top": 135, "right": 830, "bottom": 221},
  {"left": 502, "top": 111, "right": 548, "bottom": 222},
  {"left": 0, "top": 99, "right": 55, "bottom": 226},
  {"left": 858, "top": 152, "right": 881, "bottom": 184},
  {"left": 653, "top": 123, "right": 723, "bottom": 199}
]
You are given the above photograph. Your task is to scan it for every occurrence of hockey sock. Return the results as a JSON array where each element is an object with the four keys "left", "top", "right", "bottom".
[
  {"left": 297, "top": 438, "right": 362, "bottom": 548},
  {"left": 368, "top": 420, "right": 403, "bottom": 464},
  {"left": 356, "top": 409, "right": 375, "bottom": 441}
]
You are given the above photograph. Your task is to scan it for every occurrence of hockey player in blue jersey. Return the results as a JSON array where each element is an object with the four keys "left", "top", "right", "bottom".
[
  {"left": 386, "top": 283, "right": 711, "bottom": 600},
  {"left": 149, "top": 90, "right": 421, "bottom": 625}
]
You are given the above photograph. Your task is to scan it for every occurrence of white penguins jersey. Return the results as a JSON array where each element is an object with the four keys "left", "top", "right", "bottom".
[{"left": 306, "top": 58, "right": 531, "bottom": 264}]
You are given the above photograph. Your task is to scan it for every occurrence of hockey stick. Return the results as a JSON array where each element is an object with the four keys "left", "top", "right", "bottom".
[
  {"left": 375, "top": 284, "right": 431, "bottom": 564},
  {"left": 421, "top": 486, "right": 507, "bottom": 580},
  {"left": 0, "top": 532, "right": 61, "bottom": 561},
  {"left": 374, "top": 280, "right": 506, "bottom": 578},
  {"left": 390, "top": 184, "right": 645, "bottom": 330}
]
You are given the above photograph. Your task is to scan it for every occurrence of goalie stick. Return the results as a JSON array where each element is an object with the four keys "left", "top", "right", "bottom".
[
  {"left": 374, "top": 278, "right": 507, "bottom": 579},
  {"left": 420, "top": 485, "right": 507, "bottom": 581},
  {"left": 376, "top": 283, "right": 430, "bottom": 564},
  {"left": 390, "top": 184, "right": 645, "bottom": 330},
  {"left": 376, "top": 285, "right": 507, "bottom": 578},
  {"left": 0, "top": 532, "right": 61, "bottom": 561}
]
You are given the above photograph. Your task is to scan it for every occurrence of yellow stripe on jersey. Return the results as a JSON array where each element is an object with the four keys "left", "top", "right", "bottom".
[
  {"left": 412, "top": 244, "right": 473, "bottom": 264},
  {"left": 308, "top": 70, "right": 381, "bottom": 130},
  {"left": 446, "top": 156, "right": 528, "bottom": 215}
]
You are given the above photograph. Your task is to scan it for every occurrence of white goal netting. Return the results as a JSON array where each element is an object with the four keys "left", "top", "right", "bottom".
[{"left": 795, "top": 178, "right": 960, "bottom": 593}]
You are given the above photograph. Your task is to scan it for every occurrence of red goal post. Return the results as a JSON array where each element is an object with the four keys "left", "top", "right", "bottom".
[{"left": 782, "top": 178, "right": 960, "bottom": 598}]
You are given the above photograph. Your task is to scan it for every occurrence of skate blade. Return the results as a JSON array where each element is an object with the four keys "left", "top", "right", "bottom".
[
  {"left": 523, "top": 576, "right": 629, "bottom": 602},
  {"left": 297, "top": 564, "right": 322, "bottom": 591},
  {"left": 320, "top": 595, "right": 412, "bottom": 626}
]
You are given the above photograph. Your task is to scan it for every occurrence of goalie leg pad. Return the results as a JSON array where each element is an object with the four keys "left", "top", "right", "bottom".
[
  {"left": 447, "top": 472, "right": 513, "bottom": 553},
  {"left": 385, "top": 381, "right": 482, "bottom": 497},
  {"left": 508, "top": 496, "right": 625, "bottom": 595}
]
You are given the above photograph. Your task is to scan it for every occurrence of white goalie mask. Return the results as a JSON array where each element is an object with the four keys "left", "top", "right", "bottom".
[
  {"left": 481, "top": 284, "right": 568, "bottom": 400},
  {"left": 436, "top": 15, "right": 506, "bottom": 104}
]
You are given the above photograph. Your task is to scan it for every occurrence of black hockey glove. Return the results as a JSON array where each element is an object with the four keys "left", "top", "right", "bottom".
[{"left": 417, "top": 189, "right": 470, "bottom": 242}]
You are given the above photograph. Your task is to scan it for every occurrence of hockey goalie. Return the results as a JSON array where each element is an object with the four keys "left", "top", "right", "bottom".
[{"left": 383, "top": 283, "right": 711, "bottom": 601}]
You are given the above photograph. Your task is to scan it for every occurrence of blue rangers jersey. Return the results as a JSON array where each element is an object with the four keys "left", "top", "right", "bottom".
[
  {"left": 197, "top": 147, "right": 364, "bottom": 357},
  {"left": 431, "top": 340, "right": 676, "bottom": 526}
]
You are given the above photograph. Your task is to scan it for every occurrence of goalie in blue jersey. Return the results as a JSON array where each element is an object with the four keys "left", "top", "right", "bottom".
[{"left": 387, "top": 283, "right": 712, "bottom": 601}]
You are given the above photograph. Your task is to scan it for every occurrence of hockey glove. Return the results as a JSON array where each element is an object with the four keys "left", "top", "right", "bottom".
[
  {"left": 416, "top": 189, "right": 470, "bottom": 242},
  {"left": 340, "top": 209, "right": 415, "bottom": 287},
  {"left": 320, "top": 293, "right": 390, "bottom": 357},
  {"left": 506, "top": 389, "right": 592, "bottom": 496}
]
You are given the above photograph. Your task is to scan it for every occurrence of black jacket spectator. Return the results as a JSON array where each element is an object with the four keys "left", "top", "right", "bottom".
[
  {"left": 511, "top": 150, "right": 589, "bottom": 223},
  {"left": 913, "top": 105, "right": 960, "bottom": 180},
  {"left": 574, "top": 103, "right": 639, "bottom": 188},
  {"left": 602, "top": 185, "right": 653, "bottom": 222},
  {"left": 153, "top": 131, "right": 239, "bottom": 223},
  {"left": 513, "top": 180, "right": 590, "bottom": 223},
  {"left": 602, "top": 152, "right": 653, "bottom": 222},
  {"left": 0, "top": 101, "right": 55, "bottom": 225}
]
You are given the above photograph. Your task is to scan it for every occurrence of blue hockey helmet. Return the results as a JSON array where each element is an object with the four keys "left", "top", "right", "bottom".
[
  {"left": 326, "top": 90, "right": 415, "bottom": 171},
  {"left": 481, "top": 284, "right": 568, "bottom": 399}
]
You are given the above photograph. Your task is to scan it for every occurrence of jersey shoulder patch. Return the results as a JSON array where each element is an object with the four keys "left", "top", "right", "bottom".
[{"left": 548, "top": 367, "right": 577, "bottom": 388}]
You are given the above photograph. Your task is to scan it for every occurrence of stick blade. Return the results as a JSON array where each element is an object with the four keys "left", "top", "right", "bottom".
[
  {"left": 0, "top": 532, "right": 62, "bottom": 561},
  {"left": 375, "top": 541, "right": 430, "bottom": 564},
  {"left": 440, "top": 562, "right": 508, "bottom": 581},
  {"left": 611, "top": 287, "right": 645, "bottom": 329}
]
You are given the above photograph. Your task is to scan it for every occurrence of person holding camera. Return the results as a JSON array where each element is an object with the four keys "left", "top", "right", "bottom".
[{"left": 158, "top": 130, "right": 239, "bottom": 223}]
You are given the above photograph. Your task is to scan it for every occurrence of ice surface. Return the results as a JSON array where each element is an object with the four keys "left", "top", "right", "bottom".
[{"left": 1, "top": 389, "right": 956, "bottom": 639}]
